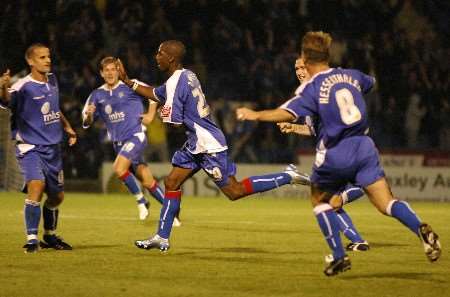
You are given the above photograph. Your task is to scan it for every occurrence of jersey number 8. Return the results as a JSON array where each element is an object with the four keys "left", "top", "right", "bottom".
[
  {"left": 335, "top": 88, "right": 362, "bottom": 125},
  {"left": 192, "top": 87, "right": 210, "bottom": 118}
]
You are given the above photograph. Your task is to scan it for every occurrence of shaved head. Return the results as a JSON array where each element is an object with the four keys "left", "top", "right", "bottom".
[{"left": 160, "top": 40, "right": 186, "bottom": 63}]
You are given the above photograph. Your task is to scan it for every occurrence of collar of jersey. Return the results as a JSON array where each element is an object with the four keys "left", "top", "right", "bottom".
[
  {"left": 297, "top": 68, "right": 334, "bottom": 94},
  {"left": 99, "top": 81, "right": 124, "bottom": 91},
  {"left": 27, "top": 73, "right": 50, "bottom": 84}
]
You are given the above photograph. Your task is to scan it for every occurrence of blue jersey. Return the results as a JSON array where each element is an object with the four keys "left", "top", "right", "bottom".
[
  {"left": 5, "top": 73, "right": 63, "bottom": 145},
  {"left": 153, "top": 69, "right": 227, "bottom": 154},
  {"left": 82, "top": 81, "right": 149, "bottom": 142},
  {"left": 281, "top": 68, "right": 374, "bottom": 148}
]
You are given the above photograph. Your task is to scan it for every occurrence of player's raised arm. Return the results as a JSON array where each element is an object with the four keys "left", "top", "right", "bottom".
[
  {"left": 236, "top": 107, "right": 295, "bottom": 122},
  {"left": 116, "top": 59, "right": 158, "bottom": 103},
  {"left": 0, "top": 69, "right": 11, "bottom": 105}
]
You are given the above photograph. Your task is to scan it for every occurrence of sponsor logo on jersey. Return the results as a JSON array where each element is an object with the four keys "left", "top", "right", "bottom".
[
  {"left": 41, "top": 102, "right": 60, "bottom": 125},
  {"left": 105, "top": 104, "right": 125, "bottom": 123}
]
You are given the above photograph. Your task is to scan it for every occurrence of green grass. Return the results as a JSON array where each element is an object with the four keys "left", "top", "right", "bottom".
[{"left": 0, "top": 192, "right": 449, "bottom": 297}]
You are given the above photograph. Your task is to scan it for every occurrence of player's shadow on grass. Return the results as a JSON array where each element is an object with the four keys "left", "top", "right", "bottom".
[
  {"left": 194, "top": 225, "right": 298, "bottom": 234},
  {"left": 344, "top": 272, "right": 447, "bottom": 283},
  {"left": 369, "top": 242, "right": 409, "bottom": 248},
  {"left": 178, "top": 246, "right": 307, "bottom": 255},
  {"left": 74, "top": 244, "right": 122, "bottom": 250}
]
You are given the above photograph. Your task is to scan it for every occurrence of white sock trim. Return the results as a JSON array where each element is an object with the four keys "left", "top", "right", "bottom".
[
  {"left": 27, "top": 234, "right": 38, "bottom": 241},
  {"left": 386, "top": 199, "right": 397, "bottom": 216},
  {"left": 313, "top": 203, "right": 333, "bottom": 215}
]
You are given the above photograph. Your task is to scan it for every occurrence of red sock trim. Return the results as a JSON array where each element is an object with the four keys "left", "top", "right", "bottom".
[
  {"left": 242, "top": 178, "right": 254, "bottom": 194},
  {"left": 165, "top": 190, "right": 182, "bottom": 200},
  {"left": 118, "top": 171, "right": 131, "bottom": 181},
  {"left": 148, "top": 180, "right": 158, "bottom": 192}
]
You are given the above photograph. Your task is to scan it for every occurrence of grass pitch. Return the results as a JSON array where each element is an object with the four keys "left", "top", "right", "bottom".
[{"left": 0, "top": 192, "right": 448, "bottom": 297}]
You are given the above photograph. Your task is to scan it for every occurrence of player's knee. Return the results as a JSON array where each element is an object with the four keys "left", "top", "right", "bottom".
[
  {"left": 164, "top": 176, "right": 178, "bottom": 191},
  {"left": 113, "top": 166, "right": 126, "bottom": 178},
  {"left": 46, "top": 192, "right": 64, "bottom": 207}
]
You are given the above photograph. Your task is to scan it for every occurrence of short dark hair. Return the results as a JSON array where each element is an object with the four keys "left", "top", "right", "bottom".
[
  {"left": 25, "top": 43, "right": 49, "bottom": 60},
  {"left": 99, "top": 56, "right": 117, "bottom": 71},
  {"left": 301, "top": 31, "right": 332, "bottom": 64}
]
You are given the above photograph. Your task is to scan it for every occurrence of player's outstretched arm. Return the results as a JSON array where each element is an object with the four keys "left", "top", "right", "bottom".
[
  {"left": 278, "top": 122, "right": 312, "bottom": 136},
  {"left": 60, "top": 112, "right": 77, "bottom": 146},
  {"left": 116, "top": 59, "right": 158, "bottom": 103},
  {"left": 0, "top": 69, "right": 11, "bottom": 105},
  {"left": 236, "top": 107, "right": 295, "bottom": 122}
]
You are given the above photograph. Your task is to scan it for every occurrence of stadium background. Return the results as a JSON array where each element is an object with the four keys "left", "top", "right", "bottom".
[{"left": 0, "top": 0, "right": 449, "bottom": 195}]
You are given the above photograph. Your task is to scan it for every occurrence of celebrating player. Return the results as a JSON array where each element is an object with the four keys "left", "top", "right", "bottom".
[
  {"left": 280, "top": 56, "right": 370, "bottom": 255},
  {"left": 116, "top": 40, "right": 310, "bottom": 251},
  {"left": 236, "top": 31, "right": 441, "bottom": 276},
  {"left": 0, "top": 44, "right": 76, "bottom": 253},
  {"left": 82, "top": 56, "right": 180, "bottom": 224}
]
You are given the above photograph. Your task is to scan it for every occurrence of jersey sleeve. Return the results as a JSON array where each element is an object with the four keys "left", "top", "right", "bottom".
[
  {"left": 279, "top": 89, "right": 317, "bottom": 122},
  {"left": 358, "top": 71, "right": 376, "bottom": 94},
  {"left": 153, "top": 84, "right": 167, "bottom": 105},
  {"left": 160, "top": 73, "right": 188, "bottom": 125}
]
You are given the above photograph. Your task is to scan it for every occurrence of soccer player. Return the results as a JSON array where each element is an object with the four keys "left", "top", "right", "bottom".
[
  {"left": 116, "top": 40, "right": 310, "bottom": 251},
  {"left": 0, "top": 43, "right": 77, "bottom": 253},
  {"left": 236, "top": 31, "right": 441, "bottom": 276},
  {"left": 82, "top": 56, "right": 180, "bottom": 224},
  {"left": 280, "top": 56, "right": 370, "bottom": 254}
]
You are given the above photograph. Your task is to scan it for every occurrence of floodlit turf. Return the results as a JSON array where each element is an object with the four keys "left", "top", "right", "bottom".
[{"left": 0, "top": 192, "right": 448, "bottom": 297}]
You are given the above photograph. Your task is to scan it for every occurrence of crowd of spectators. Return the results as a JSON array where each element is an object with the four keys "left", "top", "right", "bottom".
[{"left": 1, "top": 0, "right": 449, "bottom": 179}]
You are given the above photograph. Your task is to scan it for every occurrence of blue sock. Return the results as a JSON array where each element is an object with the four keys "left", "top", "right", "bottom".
[
  {"left": 43, "top": 204, "right": 58, "bottom": 232},
  {"left": 119, "top": 171, "right": 145, "bottom": 200},
  {"left": 24, "top": 199, "right": 41, "bottom": 244},
  {"left": 146, "top": 181, "right": 164, "bottom": 204},
  {"left": 314, "top": 204, "right": 346, "bottom": 260},
  {"left": 242, "top": 173, "right": 291, "bottom": 194},
  {"left": 341, "top": 185, "right": 364, "bottom": 205},
  {"left": 157, "top": 190, "right": 181, "bottom": 239},
  {"left": 336, "top": 208, "right": 364, "bottom": 243},
  {"left": 388, "top": 200, "right": 421, "bottom": 236}
]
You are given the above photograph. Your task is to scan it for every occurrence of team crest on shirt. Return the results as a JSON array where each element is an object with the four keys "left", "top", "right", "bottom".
[
  {"left": 160, "top": 105, "right": 172, "bottom": 118},
  {"left": 105, "top": 104, "right": 112, "bottom": 114},
  {"left": 41, "top": 102, "right": 50, "bottom": 114},
  {"left": 118, "top": 91, "right": 124, "bottom": 98}
]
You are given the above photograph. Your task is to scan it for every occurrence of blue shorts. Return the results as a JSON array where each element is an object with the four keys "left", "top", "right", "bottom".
[
  {"left": 172, "top": 146, "right": 236, "bottom": 188},
  {"left": 16, "top": 144, "right": 64, "bottom": 194},
  {"left": 113, "top": 134, "right": 147, "bottom": 171},
  {"left": 311, "top": 136, "right": 385, "bottom": 193}
]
